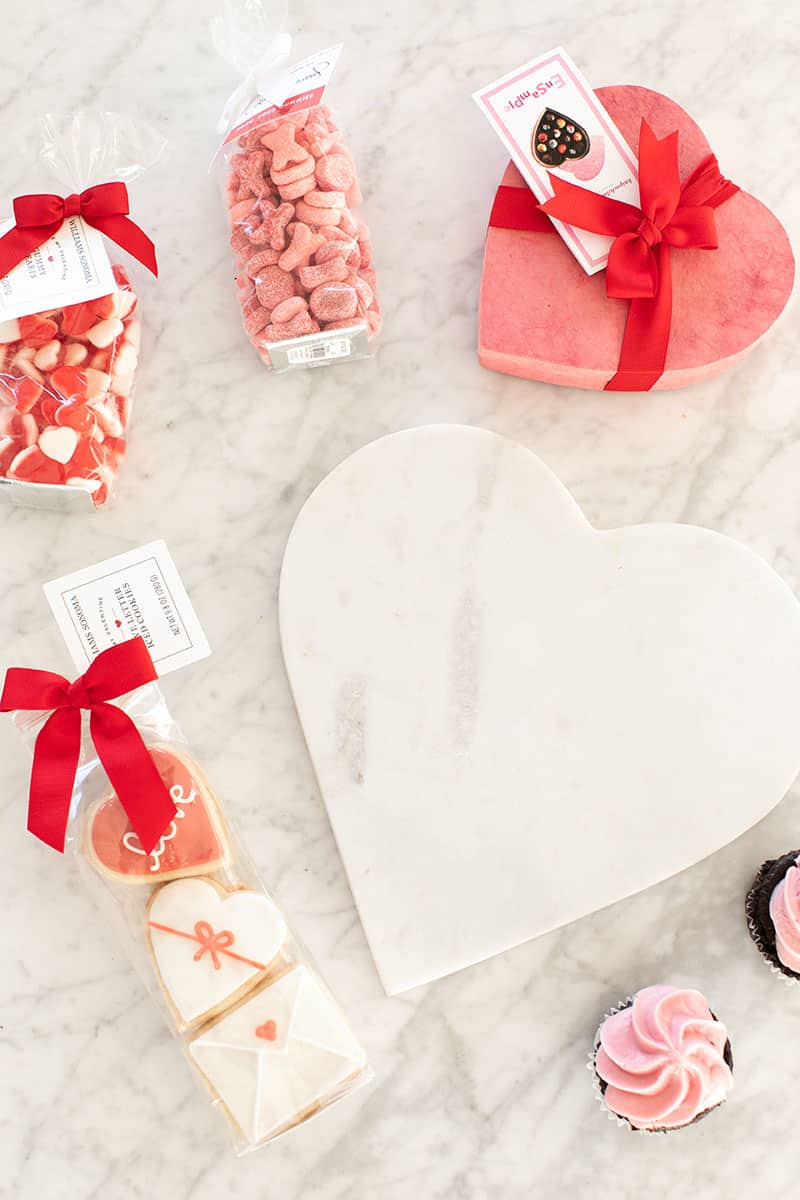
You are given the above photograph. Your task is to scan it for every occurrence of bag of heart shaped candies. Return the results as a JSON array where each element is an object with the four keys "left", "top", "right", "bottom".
[
  {"left": 4, "top": 638, "right": 372, "bottom": 1153},
  {"left": 0, "top": 112, "right": 164, "bottom": 510},
  {"left": 213, "top": 2, "right": 381, "bottom": 371}
]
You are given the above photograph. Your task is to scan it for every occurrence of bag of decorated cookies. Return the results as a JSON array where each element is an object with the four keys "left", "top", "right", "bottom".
[
  {"left": 213, "top": 2, "right": 380, "bottom": 370},
  {"left": 0, "top": 112, "right": 163, "bottom": 510},
  {"left": 1, "top": 639, "right": 371, "bottom": 1153}
]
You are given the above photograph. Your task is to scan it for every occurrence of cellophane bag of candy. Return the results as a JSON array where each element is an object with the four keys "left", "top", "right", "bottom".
[
  {"left": 6, "top": 642, "right": 371, "bottom": 1154},
  {"left": 0, "top": 113, "right": 163, "bottom": 509},
  {"left": 213, "top": 4, "right": 381, "bottom": 370}
]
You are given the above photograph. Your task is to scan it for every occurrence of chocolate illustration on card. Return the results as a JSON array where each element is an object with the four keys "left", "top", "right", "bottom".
[{"left": 532, "top": 110, "right": 589, "bottom": 167}]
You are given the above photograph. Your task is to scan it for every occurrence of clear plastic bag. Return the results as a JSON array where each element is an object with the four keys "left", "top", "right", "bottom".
[
  {"left": 214, "top": 4, "right": 381, "bottom": 371},
  {"left": 0, "top": 112, "right": 164, "bottom": 509},
  {"left": 10, "top": 675, "right": 371, "bottom": 1153}
]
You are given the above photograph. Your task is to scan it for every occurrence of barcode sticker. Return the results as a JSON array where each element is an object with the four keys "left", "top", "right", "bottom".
[
  {"left": 287, "top": 337, "right": 352, "bottom": 365},
  {"left": 266, "top": 323, "right": 371, "bottom": 371}
]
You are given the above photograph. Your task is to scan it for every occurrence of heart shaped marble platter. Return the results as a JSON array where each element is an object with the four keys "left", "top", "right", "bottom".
[
  {"left": 479, "top": 85, "right": 795, "bottom": 389},
  {"left": 279, "top": 426, "right": 800, "bottom": 994}
]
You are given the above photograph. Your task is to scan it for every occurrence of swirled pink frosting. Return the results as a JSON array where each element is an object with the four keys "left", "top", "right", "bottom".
[
  {"left": 769, "top": 858, "right": 800, "bottom": 972},
  {"left": 595, "top": 985, "right": 733, "bottom": 1130}
]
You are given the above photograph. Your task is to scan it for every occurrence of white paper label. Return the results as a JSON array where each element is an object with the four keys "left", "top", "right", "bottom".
[
  {"left": 473, "top": 47, "right": 640, "bottom": 274},
  {"left": 0, "top": 215, "right": 116, "bottom": 322},
  {"left": 44, "top": 540, "right": 211, "bottom": 676},
  {"left": 266, "top": 323, "right": 370, "bottom": 371},
  {"left": 223, "top": 44, "right": 344, "bottom": 148}
]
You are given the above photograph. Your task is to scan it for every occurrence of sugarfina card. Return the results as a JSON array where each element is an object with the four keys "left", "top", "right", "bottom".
[
  {"left": 44, "top": 540, "right": 211, "bottom": 676},
  {"left": 473, "top": 48, "right": 640, "bottom": 274}
]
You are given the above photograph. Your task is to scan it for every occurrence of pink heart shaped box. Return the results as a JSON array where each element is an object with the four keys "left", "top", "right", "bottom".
[{"left": 478, "top": 85, "right": 795, "bottom": 390}]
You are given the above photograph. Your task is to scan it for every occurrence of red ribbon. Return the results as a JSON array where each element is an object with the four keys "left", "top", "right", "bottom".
[
  {"left": 489, "top": 119, "right": 739, "bottom": 391},
  {"left": 0, "top": 181, "right": 158, "bottom": 279},
  {"left": 0, "top": 639, "right": 176, "bottom": 854}
]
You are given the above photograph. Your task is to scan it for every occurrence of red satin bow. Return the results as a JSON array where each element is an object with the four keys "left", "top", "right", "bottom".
[
  {"left": 0, "top": 181, "right": 158, "bottom": 280},
  {"left": 490, "top": 119, "right": 739, "bottom": 391},
  {"left": 0, "top": 638, "right": 176, "bottom": 854}
]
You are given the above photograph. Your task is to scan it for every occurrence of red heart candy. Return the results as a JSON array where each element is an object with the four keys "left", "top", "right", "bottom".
[
  {"left": 255, "top": 1020, "right": 277, "bottom": 1041},
  {"left": 6, "top": 445, "right": 64, "bottom": 485}
]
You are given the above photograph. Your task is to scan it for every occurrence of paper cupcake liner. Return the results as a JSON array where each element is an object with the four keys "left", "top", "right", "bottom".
[
  {"left": 590, "top": 992, "right": 732, "bottom": 1134},
  {"left": 589, "top": 996, "right": 666, "bottom": 1135},
  {"left": 745, "top": 852, "right": 800, "bottom": 988}
]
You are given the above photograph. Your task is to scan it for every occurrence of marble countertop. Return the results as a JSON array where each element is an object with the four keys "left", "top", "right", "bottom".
[{"left": 2, "top": 0, "right": 799, "bottom": 1197}]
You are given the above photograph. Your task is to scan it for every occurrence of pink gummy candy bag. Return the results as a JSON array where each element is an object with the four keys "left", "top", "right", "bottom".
[
  {"left": 214, "top": 14, "right": 380, "bottom": 371},
  {"left": 0, "top": 112, "right": 164, "bottom": 511}
]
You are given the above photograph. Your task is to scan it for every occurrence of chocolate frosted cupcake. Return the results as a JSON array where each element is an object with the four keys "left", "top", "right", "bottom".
[
  {"left": 592, "top": 985, "right": 734, "bottom": 1132},
  {"left": 746, "top": 850, "right": 800, "bottom": 979}
]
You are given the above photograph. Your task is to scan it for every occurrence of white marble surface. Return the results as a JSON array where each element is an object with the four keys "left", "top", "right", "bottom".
[{"left": 1, "top": 0, "right": 799, "bottom": 1197}]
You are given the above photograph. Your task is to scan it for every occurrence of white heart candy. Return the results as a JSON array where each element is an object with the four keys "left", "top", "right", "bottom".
[
  {"left": 279, "top": 426, "right": 800, "bottom": 994},
  {"left": 38, "top": 425, "right": 78, "bottom": 464},
  {"left": 148, "top": 877, "right": 287, "bottom": 1029}
]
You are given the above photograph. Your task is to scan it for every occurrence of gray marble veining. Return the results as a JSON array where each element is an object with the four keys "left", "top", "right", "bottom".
[{"left": 1, "top": 0, "right": 799, "bottom": 1197}]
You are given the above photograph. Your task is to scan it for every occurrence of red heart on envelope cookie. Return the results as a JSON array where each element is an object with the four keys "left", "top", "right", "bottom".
[
  {"left": 479, "top": 85, "right": 795, "bottom": 390},
  {"left": 85, "top": 747, "right": 229, "bottom": 883}
]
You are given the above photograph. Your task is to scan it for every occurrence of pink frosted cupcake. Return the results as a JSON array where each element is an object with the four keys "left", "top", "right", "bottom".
[
  {"left": 746, "top": 850, "right": 800, "bottom": 979},
  {"left": 592, "top": 985, "right": 734, "bottom": 1132}
]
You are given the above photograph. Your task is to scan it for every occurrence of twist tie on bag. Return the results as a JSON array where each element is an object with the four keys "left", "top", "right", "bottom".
[
  {"left": 0, "top": 638, "right": 177, "bottom": 853},
  {"left": 490, "top": 119, "right": 739, "bottom": 391},
  {"left": 0, "top": 180, "right": 158, "bottom": 279}
]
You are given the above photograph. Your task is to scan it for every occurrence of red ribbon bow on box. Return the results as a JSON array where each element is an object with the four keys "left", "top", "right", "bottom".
[
  {"left": 0, "top": 638, "right": 176, "bottom": 853},
  {"left": 0, "top": 181, "right": 158, "bottom": 279},
  {"left": 489, "top": 119, "right": 739, "bottom": 391}
]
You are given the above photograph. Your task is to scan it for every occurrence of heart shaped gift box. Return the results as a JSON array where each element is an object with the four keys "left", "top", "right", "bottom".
[{"left": 478, "top": 85, "right": 795, "bottom": 390}]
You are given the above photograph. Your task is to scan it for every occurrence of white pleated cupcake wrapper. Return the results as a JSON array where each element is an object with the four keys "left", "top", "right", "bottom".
[
  {"left": 589, "top": 993, "right": 734, "bottom": 1134},
  {"left": 588, "top": 996, "right": 666, "bottom": 1135},
  {"left": 745, "top": 876, "right": 799, "bottom": 989}
]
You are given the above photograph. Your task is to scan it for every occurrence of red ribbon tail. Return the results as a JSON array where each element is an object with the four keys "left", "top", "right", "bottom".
[
  {"left": 0, "top": 222, "right": 61, "bottom": 278},
  {"left": 28, "top": 707, "right": 82, "bottom": 852},
  {"left": 85, "top": 213, "right": 159, "bottom": 277},
  {"left": 605, "top": 244, "right": 673, "bottom": 392},
  {"left": 90, "top": 704, "right": 176, "bottom": 854}
]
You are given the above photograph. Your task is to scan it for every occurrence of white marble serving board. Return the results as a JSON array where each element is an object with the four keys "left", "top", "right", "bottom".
[{"left": 279, "top": 426, "right": 800, "bottom": 995}]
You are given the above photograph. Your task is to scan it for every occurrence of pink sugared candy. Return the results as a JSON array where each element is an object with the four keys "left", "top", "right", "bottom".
[
  {"left": 0, "top": 268, "right": 140, "bottom": 505},
  {"left": 225, "top": 101, "right": 380, "bottom": 365}
]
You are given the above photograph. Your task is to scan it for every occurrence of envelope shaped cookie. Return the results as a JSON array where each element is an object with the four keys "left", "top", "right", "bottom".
[
  {"left": 85, "top": 746, "right": 230, "bottom": 883},
  {"left": 188, "top": 965, "right": 368, "bottom": 1144},
  {"left": 147, "top": 877, "right": 288, "bottom": 1030}
]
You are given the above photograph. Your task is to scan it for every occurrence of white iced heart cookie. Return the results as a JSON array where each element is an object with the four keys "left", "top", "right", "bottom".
[
  {"left": 147, "top": 877, "right": 287, "bottom": 1029},
  {"left": 279, "top": 425, "right": 800, "bottom": 994},
  {"left": 188, "top": 965, "right": 368, "bottom": 1145}
]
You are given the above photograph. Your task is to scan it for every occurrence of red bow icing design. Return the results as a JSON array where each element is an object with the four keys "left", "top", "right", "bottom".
[
  {"left": 192, "top": 921, "right": 235, "bottom": 970},
  {"left": 0, "top": 638, "right": 176, "bottom": 853},
  {"left": 538, "top": 119, "right": 739, "bottom": 390},
  {"left": 0, "top": 181, "right": 158, "bottom": 279}
]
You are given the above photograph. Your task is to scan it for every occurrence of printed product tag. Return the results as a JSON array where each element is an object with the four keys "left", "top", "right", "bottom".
[
  {"left": 0, "top": 216, "right": 116, "bottom": 322},
  {"left": 473, "top": 47, "right": 640, "bottom": 274},
  {"left": 44, "top": 540, "right": 211, "bottom": 676},
  {"left": 223, "top": 44, "right": 343, "bottom": 148},
  {"left": 266, "top": 322, "right": 370, "bottom": 371}
]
